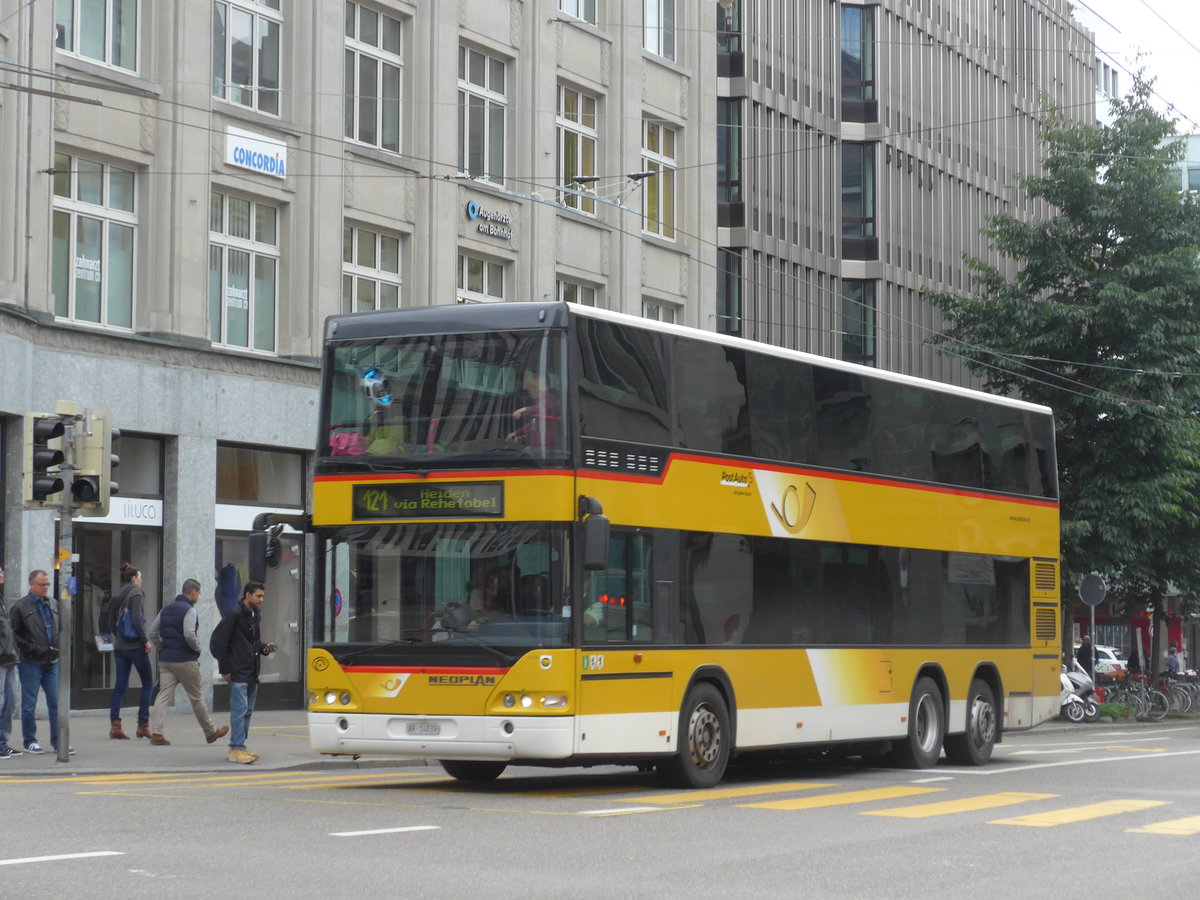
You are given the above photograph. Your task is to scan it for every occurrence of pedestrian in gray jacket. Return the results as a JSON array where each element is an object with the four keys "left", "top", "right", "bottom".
[{"left": 107, "top": 562, "right": 154, "bottom": 740}]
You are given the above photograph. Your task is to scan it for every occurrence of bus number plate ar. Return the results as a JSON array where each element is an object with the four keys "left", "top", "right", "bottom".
[
  {"left": 406, "top": 721, "right": 441, "bottom": 736},
  {"left": 352, "top": 482, "right": 504, "bottom": 519}
]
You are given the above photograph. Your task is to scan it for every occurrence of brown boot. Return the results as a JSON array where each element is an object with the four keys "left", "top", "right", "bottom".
[
  {"left": 149, "top": 734, "right": 171, "bottom": 746},
  {"left": 136, "top": 722, "right": 151, "bottom": 739},
  {"left": 110, "top": 719, "right": 129, "bottom": 740},
  {"left": 206, "top": 725, "right": 230, "bottom": 744}
]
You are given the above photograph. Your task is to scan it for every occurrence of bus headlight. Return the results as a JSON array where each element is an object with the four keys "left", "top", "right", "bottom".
[
  {"left": 520, "top": 694, "right": 533, "bottom": 708},
  {"left": 308, "top": 693, "right": 318, "bottom": 706},
  {"left": 540, "top": 694, "right": 568, "bottom": 708},
  {"left": 340, "top": 691, "right": 352, "bottom": 705},
  {"left": 324, "top": 691, "right": 337, "bottom": 706},
  {"left": 503, "top": 694, "right": 516, "bottom": 708}
]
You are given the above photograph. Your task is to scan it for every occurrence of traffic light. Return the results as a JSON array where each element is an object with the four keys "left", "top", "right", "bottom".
[
  {"left": 74, "top": 407, "right": 119, "bottom": 516},
  {"left": 23, "top": 412, "right": 65, "bottom": 507}
]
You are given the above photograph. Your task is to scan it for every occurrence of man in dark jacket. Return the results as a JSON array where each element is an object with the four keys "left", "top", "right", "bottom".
[
  {"left": 209, "top": 581, "right": 275, "bottom": 764},
  {"left": 146, "top": 578, "right": 229, "bottom": 747},
  {"left": 9, "top": 569, "right": 70, "bottom": 755},
  {"left": 0, "top": 566, "right": 21, "bottom": 758}
]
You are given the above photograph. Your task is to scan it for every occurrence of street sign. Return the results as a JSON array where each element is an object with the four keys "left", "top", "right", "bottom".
[{"left": 1079, "top": 573, "right": 1107, "bottom": 607}]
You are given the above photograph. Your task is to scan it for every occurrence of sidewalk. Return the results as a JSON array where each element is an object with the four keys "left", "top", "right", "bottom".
[{"left": 0, "top": 709, "right": 359, "bottom": 776}]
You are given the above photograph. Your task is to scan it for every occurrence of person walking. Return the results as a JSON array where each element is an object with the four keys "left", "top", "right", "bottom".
[
  {"left": 209, "top": 582, "right": 275, "bottom": 764},
  {"left": 107, "top": 562, "right": 154, "bottom": 740},
  {"left": 146, "top": 578, "right": 229, "bottom": 747},
  {"left": 1076, "top": 634, "right": 1095, "bottom": 679},
  {"left": 9, "top": 569, "right": 72, "bottom": 755},
  {"left": 0, "top": 567, "right": 22, "bottom": 758}
]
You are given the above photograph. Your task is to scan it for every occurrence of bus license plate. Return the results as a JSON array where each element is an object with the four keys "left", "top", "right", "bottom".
[{"left": 407, "top": 722, "right": 440, "bottom": 736}]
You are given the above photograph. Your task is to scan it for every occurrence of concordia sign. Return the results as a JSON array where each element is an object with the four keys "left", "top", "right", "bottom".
[{"left": 226, "top": 126, "right": 288, "bottom": 179}]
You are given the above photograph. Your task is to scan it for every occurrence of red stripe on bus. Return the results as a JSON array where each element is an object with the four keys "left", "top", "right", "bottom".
[
  {"left": 341, "top": 665, "right": 512, "bottom": 674},
  {"left": 316, "top": 469, "right": 574, "bottom": 483}
]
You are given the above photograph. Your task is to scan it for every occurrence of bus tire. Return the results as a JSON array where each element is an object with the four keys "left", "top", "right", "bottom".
[
  {"left": 891, "top": 676, "right": 944, "bottom": 769},
  {"left": 943, "top": 678, "right": 996, "bottom": 766},
  {"left": 658, "top": 683, "right": 731, "bottom": 788},
  {"left": 440, "top": 760, "right": 507, "bottom": 782}
]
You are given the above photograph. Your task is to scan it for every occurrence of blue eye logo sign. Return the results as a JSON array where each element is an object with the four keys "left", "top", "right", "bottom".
[{"left": 466, "top": 200, "right": 480, "bottom": 220}]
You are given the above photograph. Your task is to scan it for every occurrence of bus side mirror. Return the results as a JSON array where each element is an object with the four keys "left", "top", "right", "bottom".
[
  {"left": 579, "top": 495, "right": 609, "bottom": 571},
  {"left": 582, "top": 513, "right": 610, "bottom": 571}
]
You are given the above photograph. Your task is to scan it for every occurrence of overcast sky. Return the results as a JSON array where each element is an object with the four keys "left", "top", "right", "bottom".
[{"left": 1074, "top": 0, "right": 1200, "bottom": 136}]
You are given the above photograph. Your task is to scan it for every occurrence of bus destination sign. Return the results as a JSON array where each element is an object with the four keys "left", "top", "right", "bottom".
[{"left": 351, "top": 482, "right": 504, "bottom": 519}]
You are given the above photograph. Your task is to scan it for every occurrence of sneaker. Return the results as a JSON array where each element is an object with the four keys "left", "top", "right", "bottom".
[
  {"left": 24, "top": 741, "right": 44, "bottom": 754},
  {"left": 228, "top": 748, "right": 256, "bottom": 764},
  {"left": 0, "top": 745, "right": 22, "bottom": 758}
]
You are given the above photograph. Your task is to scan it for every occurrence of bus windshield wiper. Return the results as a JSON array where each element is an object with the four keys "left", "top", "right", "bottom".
[
  {"left": 334, "top": 637, "right": 421, "bottom": 662},
  {"left": 434, "top": 624, "right": 518, "bottom": 666}
]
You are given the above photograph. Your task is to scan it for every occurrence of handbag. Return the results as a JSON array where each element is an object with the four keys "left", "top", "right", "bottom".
[{"left": 117, "top": 604, "right": 140, "bottom": 640}]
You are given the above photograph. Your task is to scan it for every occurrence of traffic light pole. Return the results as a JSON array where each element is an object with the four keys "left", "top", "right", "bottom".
[{"left": 54, "top": 402, "right": 78, "bottom": 764}]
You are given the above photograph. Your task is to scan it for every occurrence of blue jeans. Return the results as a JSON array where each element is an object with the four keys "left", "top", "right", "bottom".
[
  {"left": 228, "top": 680, "right": 259, "bottom": 750},
  {"left": 18, "top": 660, "right": 59, "bottom": 748},
  {"left": 110, "top": 646, "right": 154, "bottom": 724},
  {"left": 0, "top": 665, "right": 17, "bottom": 746}
]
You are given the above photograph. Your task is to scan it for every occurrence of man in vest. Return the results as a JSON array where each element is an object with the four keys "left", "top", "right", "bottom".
[{"left": 146, "top": 578, "right": 229, "bottom": 747}]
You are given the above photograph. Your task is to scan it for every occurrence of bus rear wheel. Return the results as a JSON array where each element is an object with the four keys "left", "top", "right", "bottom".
[
  {"left": 658, "top": 683, "right": 731, "bottom": 789},
  {"left": 891, "top": 676, "right": 945, "bottom": 769},
  {"left": 943, "top": 678, "right": 996, "bottom": 766},
  {"left": 440, "top": 760, "right": 507, "bottom": 782}
]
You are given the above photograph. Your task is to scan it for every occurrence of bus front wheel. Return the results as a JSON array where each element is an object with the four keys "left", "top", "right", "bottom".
[
  {"left": 891, "top": 676, "right": 944, "bottom": 769},
  {"left": 440, "top": 760, "right": 507, "bottom": 782},
  {"left": 943, "top": 678, "right": 996, "bottom": 766},
  {"left": 658, "top": 683, "right": 731, "bottom": 789}
]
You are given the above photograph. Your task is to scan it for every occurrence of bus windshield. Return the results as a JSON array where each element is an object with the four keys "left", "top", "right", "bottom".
[
  {"left": 319, "top": 522, "right": 570, "bottom": 652},
  {"left": 321, "top": 329, "right": 565, "bottom": 466}
]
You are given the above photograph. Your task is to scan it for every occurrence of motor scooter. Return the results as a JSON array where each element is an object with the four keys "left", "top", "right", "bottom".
[{"left": 1060, "top": 661, "right": 1100, "bottom": 722}]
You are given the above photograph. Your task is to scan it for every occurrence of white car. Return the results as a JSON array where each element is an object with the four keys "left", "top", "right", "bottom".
[{"left": 1074, "top": 644, "right": 1127, "bottom": 674}]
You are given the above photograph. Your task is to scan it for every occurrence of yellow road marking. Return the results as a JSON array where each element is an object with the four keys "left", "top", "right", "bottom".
[
  {"left": 742, "top": 786, "right": 944, "bottom": 811},
  {"left": 864, "top": 792, "right": 1058, "bottom": 818},
  {"left": 992, "top": 799, "right": 1168, "bottom": 827},
  {"left": 1126, "top": 816, "right": 1200, "bottom": 836},
  {"left": 629, "top": 782, "right": 837, "bottom": 805}
]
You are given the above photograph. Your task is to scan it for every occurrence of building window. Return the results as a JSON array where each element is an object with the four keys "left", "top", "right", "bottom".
[
  {"left": 557, "top": 85, "right": 597, "bottom": 214},
  {"left": 841, "top": 143, "right": 875, "bottom": 237},
  {"left": 717, "top": 0, "right": 740, "bottom": 53},
  {"left": 842, "top": 280, "right": 876, "bottom": 366},
  {"left": 559, "top": 0, "right": 596, "bottom": 24},
  {"left": 1188, "top": 167, "right": 1200, "bottom": 192},
  {"left": 344, "top": 1, "right": 403, "bottom": 153},
  {"left": 51, "top": 152, "right": 136, "bottom": 329},
  {"left": 458, "top": 46, "right": 506, "bottom": 184},
  {"left": 55, "top": 0, "right": 137, "bottom": 71},
  {"left": 208, "top": 192, "right": 278, "bottom": 352},
  {"left": 457, "top": 253, "right": 505, "bottom": 303},
  {"left": 213, "top": 0, "right": 281, "bottom": 116},
  {"left": 557, "top": 278, "right": 597, "bottom": 306},
  {"left": 642, "top": 299, "right": 677, "bottom": 323},
  {"left": 644, "top": 0, "right": 676, "bottom": 61},
  {"left": 642, "top": 120, "right": 676, "bottom": 239},
  {"left": 217, "top": 443, "right": 304, "bottom": 506},
  {"left": 717, "top": 98, "right": 741, "bottom": 203},
  {"left": 840, "top": 5, "right": 875, "bottom": 102},
  {"left": 343, "top": 224, "right": 401, "bottom": 312},
  {"left": 716, "top": 248, "right": 741, "bottom": 336}
]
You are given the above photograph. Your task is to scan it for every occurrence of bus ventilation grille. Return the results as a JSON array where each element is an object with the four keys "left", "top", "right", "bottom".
[
  {"left": 1033, "top": 563, "right": 1057, "bottom": 593},
  {"left": 1035, "top": 608, "right": 1057, "bottom": 642},
  {"left": 582, "top": 441, "right": 665, "bottom": 476}
]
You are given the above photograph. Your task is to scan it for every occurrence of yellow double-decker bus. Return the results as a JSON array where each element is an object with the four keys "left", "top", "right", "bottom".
[{"left": 305, "top": 302, "right": 1060, "bottom": 787}]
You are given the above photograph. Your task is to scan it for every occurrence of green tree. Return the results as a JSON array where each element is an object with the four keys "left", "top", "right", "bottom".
[{"left": 931, "top": 79, "right": 1200, "bottom": 648}]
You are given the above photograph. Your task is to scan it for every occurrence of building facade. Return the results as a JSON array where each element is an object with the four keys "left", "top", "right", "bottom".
[{"left": 1, "top": 1, "right": 1092, "bottom": 713}]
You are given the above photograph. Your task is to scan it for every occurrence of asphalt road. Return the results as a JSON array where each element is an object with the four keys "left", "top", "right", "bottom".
[{"left": 2, "top": 715, "right": 1198, "bottom": 897}]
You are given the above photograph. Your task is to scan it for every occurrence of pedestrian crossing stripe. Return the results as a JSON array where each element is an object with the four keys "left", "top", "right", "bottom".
[
  {"left": 627, "top": 782, "right": 838, "bottom": 805},
  {"left": 742, "top": 785, "right": 944, "bottom": 810},
  {"left": 1126, "top": 816, "right": 1200, "bottom": 836},
  {"left": 863, "top": 792, "right": 1058, "bottom": 818},
  {"left": 991, "top": 799, "right": 1169, "bottom": 827}
]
